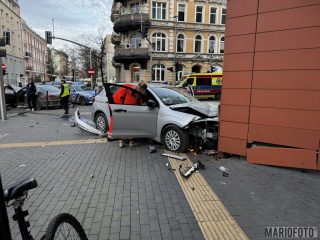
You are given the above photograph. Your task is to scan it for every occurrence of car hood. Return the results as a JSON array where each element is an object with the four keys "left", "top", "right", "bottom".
[{"left": 169, "top": 101, "right": 219, "bottom": 118}]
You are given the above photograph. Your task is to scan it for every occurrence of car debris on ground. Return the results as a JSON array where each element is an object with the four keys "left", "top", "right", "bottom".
[
  {"left": 179, "top": 161, "right": 205, "bottom": 178},
  {"left": 161, "top": 153, "right": 186, "bottom": 161},
  {"left": 217, "top": 166, "right": 230, "bottom": 177}
]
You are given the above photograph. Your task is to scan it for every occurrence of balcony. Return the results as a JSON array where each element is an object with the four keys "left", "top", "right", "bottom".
[
  {"left": 111, "top": 33, "right": 121, "bottom": 45},
  {"left": 114, "top": 47, "right": 149, "bottom": 70},
  {"left": 111, "top": 9, "right": 120, "bottom": 22},
  {"left": 114, "top": 0, "right": 125, "bottom": 3},
  {"left": 26, "top": 66, "right": 33, "bottom": 72},
  {"left": 114, "top": 13, "right": 150, "bottom": 33},
  {"left": 24, "top": 52, "right": 32, "bottom": 58}
]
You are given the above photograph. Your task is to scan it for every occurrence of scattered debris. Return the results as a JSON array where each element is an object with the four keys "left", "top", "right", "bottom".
[
  {"left": 162, "top": 153, "right": 186, "bottom": 161},
  {"left": 203, "top": 150, "right": 217, "bottom": 156},
  {"left": 90, "top": 174, "right": 94, "bottom": 179},
  {"left": 30, "top": 126, "right": 34, "bottom": 127},
  {"left": 251, "top": 192, "right": 255, "bottom": 195},
  {"left": 179, "top": 161, "right": 205, "bottom": 178},
  {"left": 17, "top": 111, "right": 27, "bottom": 116},
  {"left": 148, "top": 145, "right": 157, "bottom": 153},
  {"left": 19, "top": 165, "right": 25, "bottom": 167},
  {"left": 71, "top": 122, "right": 76, "bottom": 127},
  {"left": 192, "top": 187, "right": 195, "bottom": 191},
  {"left": 219, "top": 181, "right": 226, "bottom": 185},
  {"left": 166, "top": 163, "right": 169, "bottom": 167},
  {"left": 218, "top": 166, "right": 230, "bottom": 177},
  {"left": 46, "top": 139, "right": 51, "bottom": 144}
]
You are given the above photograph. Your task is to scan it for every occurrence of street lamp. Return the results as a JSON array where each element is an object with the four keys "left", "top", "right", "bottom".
[{"left": 172, "top": 16, "right": 178, "bottom": 85}]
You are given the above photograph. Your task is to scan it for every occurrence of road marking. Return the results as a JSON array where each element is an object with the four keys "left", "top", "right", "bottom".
[
  {"left": 165, "top": 150, "right": 248, "bottom": 240},
  {"left": 0, "top": 139, "right": 108, "bottom": 148}
]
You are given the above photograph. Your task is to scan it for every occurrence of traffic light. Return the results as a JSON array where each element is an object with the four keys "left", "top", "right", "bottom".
[
  {"left": 3, "top": 69, "right": 6, "bottom": 76},
  {"left": 45, "top": 31, "right": 52, "bottom": 44},
  {"left": 141, "top": 24, "right": 149, "bottom": 39},
  {"left": 167, "top": 67, "right": 174, "bottom": 72},
  {"left": 175, "top": 62, "right": 180, "bottom": 73},
  {"left": 3, "top": 32, "right": 10, "bottom": 45}
]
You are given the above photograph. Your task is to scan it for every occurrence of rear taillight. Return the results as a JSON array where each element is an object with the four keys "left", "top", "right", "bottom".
[
  {"left": 44, "top": 95, "right": 57, "bottom": 98},
  {"left": 92, "top": 97, "right": 95, "bottom": 103}
]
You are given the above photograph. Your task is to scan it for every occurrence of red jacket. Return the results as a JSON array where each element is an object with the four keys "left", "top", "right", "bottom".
[
  {"left": 113, "top": 84, "right": 134, "bottom": 104},
  {"left": 124, "top": 89, "right": 143, "bottom": 105}
]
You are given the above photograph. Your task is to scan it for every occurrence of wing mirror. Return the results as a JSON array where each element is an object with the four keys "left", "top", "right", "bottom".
[{"left": 147, "top": 99, "right": 156, "bottom": 108}]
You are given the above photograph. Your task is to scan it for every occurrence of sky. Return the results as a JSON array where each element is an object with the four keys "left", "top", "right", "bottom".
[{"left": 18, "top": 0, "right": 114, "bottom": 50}]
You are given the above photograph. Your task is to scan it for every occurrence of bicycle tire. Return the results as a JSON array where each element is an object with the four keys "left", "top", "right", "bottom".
[{"left": 44, "top": 213, "right": 88, "bottom": 240}]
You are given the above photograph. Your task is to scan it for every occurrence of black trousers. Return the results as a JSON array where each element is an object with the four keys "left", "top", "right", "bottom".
[
  {"left": 27, "top": 95, "right": 36, "bottom": 109},
  {"left": 60, "top": 96, "right": 69, "bottom": 113}
]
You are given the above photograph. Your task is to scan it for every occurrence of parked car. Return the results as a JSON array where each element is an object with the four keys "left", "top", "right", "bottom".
[
  {"left": 90, "top": 83, "right": 219, "bottom": 152},
  {"left": 45, "top": 81, "right": 61, "bottom": 87},
  {"left": 68, "top": 85, "right": 97, "bottom": 105},
  {"left": 4, "top": 85, "right": 61, "bottom": 110}
]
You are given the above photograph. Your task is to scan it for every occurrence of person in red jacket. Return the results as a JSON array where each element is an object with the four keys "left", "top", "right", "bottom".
[
  {"left": 119, "top": 81, "right": 148, "bottom": 148},
  {"left": 113, "top": 84, "right": 134, "bottom": 104}
]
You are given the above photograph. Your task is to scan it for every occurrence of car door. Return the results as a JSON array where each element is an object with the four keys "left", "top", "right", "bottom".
[
  {"left": 4, "top": 86, "right": 17, "bottom": 106},
  {"left": 68, "top": 86, "right": 77, "bottom": 102},
  {"left": 104, "top": 83, "right": 159, "bottom": 139}
]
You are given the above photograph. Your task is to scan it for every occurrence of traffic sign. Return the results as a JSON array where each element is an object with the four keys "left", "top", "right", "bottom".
[
  {"left": 88, "top": 69, "right": 95, "bottom": 76},
  {"left": 2, "top": 64, "right": 5, "bottom": 70}
]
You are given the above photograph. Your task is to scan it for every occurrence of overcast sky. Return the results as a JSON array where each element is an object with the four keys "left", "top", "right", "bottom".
[{"left": 19, "top": 0, "right": 114, "bottom": 49}]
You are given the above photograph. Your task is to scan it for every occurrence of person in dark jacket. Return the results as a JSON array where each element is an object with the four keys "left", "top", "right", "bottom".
[
  {"left": 26, "top": 80, "right": 36, "bottom": 111},
  {"left": 60, "top": 78, "right": 70, "bottom": 114}
]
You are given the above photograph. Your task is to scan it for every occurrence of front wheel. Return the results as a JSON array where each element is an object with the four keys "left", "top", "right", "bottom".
[
  {"left": 44, "top": 213, "right": 88, "bottom": 240},
  {"left": 35, "top": 99, "right": 42, "bottom": 110},
  {"left": 79, "top": 97, "right": 87, "bottom": 105},
  {"left": 162, "top": 126, "right": 189, "bottom": 153}
]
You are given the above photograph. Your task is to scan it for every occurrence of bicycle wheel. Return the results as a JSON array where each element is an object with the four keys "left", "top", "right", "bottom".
[{"left": 44, "top": 213, "right": 88, "bottom": 240}]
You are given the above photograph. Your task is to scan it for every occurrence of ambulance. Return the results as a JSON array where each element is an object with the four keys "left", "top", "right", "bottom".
[{"left": 176, "top": 71, "right": 223, "bottom": 99}]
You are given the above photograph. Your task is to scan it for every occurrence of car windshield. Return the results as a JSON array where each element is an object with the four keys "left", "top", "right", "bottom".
[
  {"left": 151, "top": 87, "right": 198, "bottom": 106},
  {"left": 73, "top": 85, "right": 91, "bottom": 91},
  {"left": 39, "top": 86, "right": 60, "bottom": 93}
]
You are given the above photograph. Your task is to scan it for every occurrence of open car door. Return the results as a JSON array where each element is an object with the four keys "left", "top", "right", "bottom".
[{"left": 104, "top": 83, "right": 159, "bottom": 139}]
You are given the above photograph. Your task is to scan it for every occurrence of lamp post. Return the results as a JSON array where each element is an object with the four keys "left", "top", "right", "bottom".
[
  {"left": 173, "top": 16, "right": 178, "bottom": 85},
  {"left": 209, "top": 41, "right": 214, "bottom": 72}
]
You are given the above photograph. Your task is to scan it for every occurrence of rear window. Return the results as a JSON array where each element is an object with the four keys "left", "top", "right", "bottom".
[{"left": 39, "top": 86, "right": 60, "bottom": 93}]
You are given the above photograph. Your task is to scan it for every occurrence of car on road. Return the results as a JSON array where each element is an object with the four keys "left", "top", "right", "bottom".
[
  {"left": 90, "top": 83, "right": 219, "bottom": 152},
  {"left": 44, "top": 81, "right": 61, "bottom": 87},
  {"left": 4, "top": 85, "right": 61, "bottom": 110},
  {"left": 69, "top": 85, "right": 97, "bottom": 105}
]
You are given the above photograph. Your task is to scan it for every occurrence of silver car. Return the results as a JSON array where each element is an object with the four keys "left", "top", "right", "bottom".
[{"left": 91, "top": 83, "right": 219, "bottom": 152}]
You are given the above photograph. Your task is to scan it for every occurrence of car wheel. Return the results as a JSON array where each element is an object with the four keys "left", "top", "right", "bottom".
[
  {"left": 95, "top": 113, "right": 108, "bottom": 132},
  {"left": 35, "top": 99, "right": 42, "bottom": 110},
  {"left": 215, "top": 93, "right": 221, "bottom": 100},
  {"left": 79, "top": 97, "right": 87, "bottom": 105},
  {"left": 11, "top": 102, "right": 18, "bottom": 108},
  {"left": 162, "top": 126, "right": 189, "bottom": 153}
]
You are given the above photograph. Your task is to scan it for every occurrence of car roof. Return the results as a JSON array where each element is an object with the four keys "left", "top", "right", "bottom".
[{"left": 109, "top": 83, "right": 175, "bottom": 89}]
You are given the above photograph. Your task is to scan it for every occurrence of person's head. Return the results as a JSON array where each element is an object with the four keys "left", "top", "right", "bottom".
[
  {"left": 61, "top": 79, "right": 66, "bottom": 84},
  {"left": 28, "top": 79, "right": 33, "bottom": 84},
  {"left": 134, "top": 81, "right": 147, "bottom": 94}
]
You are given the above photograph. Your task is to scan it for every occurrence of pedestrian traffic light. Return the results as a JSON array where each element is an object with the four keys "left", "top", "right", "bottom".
[
  {"left": 3, "top": 32, "right": 10, "bottom": 45},
  {"left": 45, "top": 31, "right": 52, "bottom": 44},
  {"left": 3, "top": 69, "right": 6, "bottom": 75},
  {"left": 167, "top": 67, "right": 173, "bottom": 72},
  {"left": 141, "top": 24, "right": 149, "bottom": 39}
]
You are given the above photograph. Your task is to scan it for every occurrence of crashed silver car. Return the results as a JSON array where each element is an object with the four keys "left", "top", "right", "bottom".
[{"left": 90, "top": 83, "right": 219, "bottom": 152}]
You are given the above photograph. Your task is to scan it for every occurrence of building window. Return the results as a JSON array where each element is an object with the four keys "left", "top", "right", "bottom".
[
  {"left": 178, "top": 4, "right": 185, "bottom": 22},
  {"left": 208, "top": 36, "right": 215, "bottom": 53},
  {"left": 210, "top": 7, "right": 216, "bottom": 24},
  {"left": 131, "top": 3, "right": 139, "bottom": 14},
  {"left": 195, "top": 6, "right": 203, "bottom": 23},
  {"left": 152, "top": 33, "right": 166, "bottom": 52},
  {"left": 152, "top": 2, "right": 166, "bottom": 20},
  {"left": 177, "top": 34, "right": 184, "bottom": 52},
  {"left": 152, "top": 64, "right": 165, "bottom": 82},
  {"left": 194, "top": 35, "right": 202, "bottom": 53},
  {"left": 131, "top": 33, "right": 140, "bottom": 48},
  {"left": 220, "top": 37, "right": 225, "bottom": 53},
  {"left": 221, "top": 9, "right": 226, "bottom": 25}
]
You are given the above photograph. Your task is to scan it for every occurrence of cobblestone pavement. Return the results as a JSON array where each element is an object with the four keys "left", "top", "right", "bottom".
[{"left": 1, "top": 105, "right": 320, "bottom": 240}]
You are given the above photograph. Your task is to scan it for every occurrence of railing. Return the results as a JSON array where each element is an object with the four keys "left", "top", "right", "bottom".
[
  {"left": 114, "top": 13, "right": 150, "bottom": 33},
  {"left": 114, "top": 47, "right": 149, "bottom": 60},
  {"left": 25, "top": 52, "right": 32, "bottom": 58}
]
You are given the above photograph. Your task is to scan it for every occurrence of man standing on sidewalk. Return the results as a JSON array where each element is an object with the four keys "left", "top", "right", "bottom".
[
  {"left": 26, "top": 79, "right": 36, "bottom": 111},
  {"left": 60, "top": 78, "right": 70, "bottom": 114}
]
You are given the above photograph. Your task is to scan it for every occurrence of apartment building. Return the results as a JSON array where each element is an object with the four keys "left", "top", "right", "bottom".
[
  {"left": 0, "top": 0, "right": 24, "bottom": 85},
  {"left": 21, "top": 19, "right": 48, "bottom": 82},
  {"left": 48, "top": 49, "right": 68, "bottom": 81},
  {"left": 111, "top": 0, "right": 226, "bottom": 83}
]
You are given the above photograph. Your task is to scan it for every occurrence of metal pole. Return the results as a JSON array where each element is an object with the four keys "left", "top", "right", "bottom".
[
  {"left": 46, "top": 90, "right": 48, "bottom": 110},
  {"left": 0, "top": 57, "right": 7, "bottom": 120},
  {"left": 210, "top": 42, "right": 213, "bottom": 72},
  {"left": 149, "top": 50, "right": 153, "bottom": 83},
  {"left": 173, "top": 16, "right": 177, "bottom": 86},
  {"left": 90, "top": 48, "right": 92, "bottom": 86}
]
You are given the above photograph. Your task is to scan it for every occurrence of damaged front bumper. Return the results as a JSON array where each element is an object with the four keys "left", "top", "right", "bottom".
[{"left": 75, "top": 107, "right": 104, "bottom": 136}]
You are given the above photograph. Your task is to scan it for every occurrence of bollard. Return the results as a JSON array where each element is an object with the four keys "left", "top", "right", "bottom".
[
  {"left": 46, "top": 91, "right": 49, "bottom": 110},
  {"left": 73, "top": 93, "right": 79, "bottom": 108}
]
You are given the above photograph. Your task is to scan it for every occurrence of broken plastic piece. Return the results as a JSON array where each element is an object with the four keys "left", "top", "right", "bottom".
[
  {"left": 90, "top": 174, "right": 94, "bottom": 179},
  {"left": 162, "top": 153, "right": 186, "bottom": 161},
  {"left": 179, "top": 161, "right": 205, "bottom": 178},
  {"left": 218, "top": 166, "right": 230, "bottom": 177}
]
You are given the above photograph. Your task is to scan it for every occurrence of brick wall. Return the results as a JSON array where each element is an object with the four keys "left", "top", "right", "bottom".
[{"left": 218, "top": 0, "right": 320, "bottom": 170}]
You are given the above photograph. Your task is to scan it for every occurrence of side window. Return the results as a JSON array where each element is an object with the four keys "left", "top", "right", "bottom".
[
  {"left": 196, "top": 78, "right": 211, "bottom": 86},
  {"left": 109, "top": 85, "right": 146, "bottom": 105},
  {"left": 187, "top": 78, "right": 194, "bottom": 85}
]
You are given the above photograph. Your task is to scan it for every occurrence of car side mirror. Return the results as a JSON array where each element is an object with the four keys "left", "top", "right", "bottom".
[{"left": 147, "top": 99, "right": 156, "bottom": 108}]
